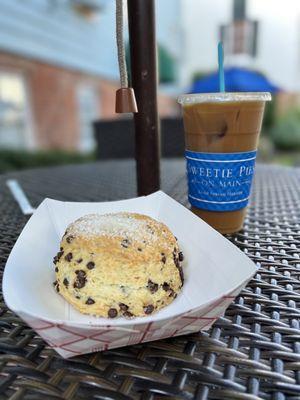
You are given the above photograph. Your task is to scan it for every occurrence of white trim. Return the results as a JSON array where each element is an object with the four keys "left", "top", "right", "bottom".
[
  {"left": 76, "top": 82, "right": 100, "bottom": 152},
  {"left": 189, "top": 195, "right": 250, "bottom": 204},
  {"left": 0, "top": 70, "right": 36, "bottom": 149},
  {"left": 186, "top": 156, "right": 256, "bottom": 163},
  {"left": 22, "top": 73, "right": 36, "bottom": 150}
]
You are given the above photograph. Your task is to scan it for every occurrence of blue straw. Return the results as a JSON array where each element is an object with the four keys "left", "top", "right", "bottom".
[{"left": 218, "top": 42, "right": 225, "bottom": 92}]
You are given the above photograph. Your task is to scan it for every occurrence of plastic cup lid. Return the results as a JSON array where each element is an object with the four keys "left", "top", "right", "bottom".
[{"left": 177, "top": 92, "right": 272, "bottom": 105}]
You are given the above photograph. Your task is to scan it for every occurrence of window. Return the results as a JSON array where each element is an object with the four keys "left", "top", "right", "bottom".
[
  {"left": 77, "top": 84, "right": 99, "bottom": 152},
  {"left": 220, "top": 20, "right": 258, "bottom": 58},
  {"left": 0, "top": 73, "right": 34, "bottom": 149},
  {"left": 221, "top": 0, "right": 258, "bottom": 58}
]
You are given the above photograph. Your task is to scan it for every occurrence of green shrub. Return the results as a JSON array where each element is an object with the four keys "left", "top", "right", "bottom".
[
  {"left": 270, "top": 109, "right": 300, "bottom": 150},
  {"left": 262, "top": 100, "right": 276, "bottom": 131},
  {"left": 0, "top": 149, "right": 96, "bottom": 174}
]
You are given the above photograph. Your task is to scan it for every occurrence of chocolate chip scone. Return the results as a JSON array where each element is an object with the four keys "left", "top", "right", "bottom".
[{"left": 53, "top": 212, "right": 184, "bottom": 318}]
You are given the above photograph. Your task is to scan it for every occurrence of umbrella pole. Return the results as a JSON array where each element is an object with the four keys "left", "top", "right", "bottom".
[{"left": 127, "top": 0, "right": 160, "bottom": 196}]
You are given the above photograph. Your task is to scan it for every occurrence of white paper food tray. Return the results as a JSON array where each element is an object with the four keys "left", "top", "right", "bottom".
[{"left": 3, "top": 191, "right": 257, "bottom": 358}]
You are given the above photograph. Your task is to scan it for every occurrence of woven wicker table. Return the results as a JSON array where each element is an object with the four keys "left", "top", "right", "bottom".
[{"left": 0, "top": 159, "right": 299, "bottom": 400}]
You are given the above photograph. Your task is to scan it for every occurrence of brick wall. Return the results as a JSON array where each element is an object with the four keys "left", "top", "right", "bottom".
[
  {"left": 30, "top": 64, "right": 80, "bottom": 150},
  {"left": 0, "top": 51, "right": 178, "bottom": 151},
  {"left": 0, "top": 51, "right": 119, "bottom": 151}
]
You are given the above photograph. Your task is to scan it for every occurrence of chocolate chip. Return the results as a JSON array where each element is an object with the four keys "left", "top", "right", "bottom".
[
  {"left": 169, "top": 289, "right": 175, "bottom": 297},
  {"left": 108, "top": 308, "right": 118, "bottom": 318},
  {"left": 144, "top": 305, "right": 154, "bottom": 314},
  {"left": 53, "top": 251, "right": 63, "bottom": 264},
  {"left": 75, "top": 295, "right": 81, "bottom": 299},
  {"left": 60, "top": 247, "right": 63, "bottom": 251},
  {"left": 74, "top": 277, "right": 86, "bottom": 289},
  {"left": 55, "top": 267, "right": 59, "bottom": 273},
  {"left": 86, "top": 297, "right": 95, "bottom": 305},
  {"left": 63, "top": 278, "right": 69, "bottom": 287},
  {"left": 161, "top": 255, "right": 166, "bottom": 264},
  {"left": 76, "top": 258, "right": 83, "bottom": 263},
  {"left": 162, "top": 282, "right": 170, "bottom": 291},
  {"left": 66, "top": 235, "right": 74, "bottom": 243},
  {"left": 75, "top": 270, "right": 86, "bottom": 278},
  {"left": 124, "top": 311, "right": 134, "bottom": 318},
  {"left": 74, "top": 271, "right": 86, "bottom": 289},
  {"left": 179, "top": 251, "right": 184, "bottom": 262},
  {"left": 53, "top": 280, "right": 57, "bottom": 286},
  {"left": 137, "top": 248, "right": 142, "bottom": 252},
  {"left": 147, "top": 280, "right": 158, "bottom": 293},
  {"left": 86, "top": 261, "right": 95, "bottom": 270},
  {"left": 121, "top": 239, "right": 130, "bottom": 248},
  {"left": 119, "top": 303, "right": 128, "bottom": 311},
  {"left": 173, "top": 252, "right": 180, "bottom": 268},
  {"left": 65, "top": 253, "right": 73, "bottom": 262},
  {"left": 175, "top": 236, "right": 178, "bottom": 241},
  {"left": 178, "top": 266, "right": 184, "bottom": 285}
]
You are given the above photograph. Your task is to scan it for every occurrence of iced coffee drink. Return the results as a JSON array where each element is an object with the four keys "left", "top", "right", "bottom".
[{"left": 178, "top": 92, "right": 271, "bottom": 234}]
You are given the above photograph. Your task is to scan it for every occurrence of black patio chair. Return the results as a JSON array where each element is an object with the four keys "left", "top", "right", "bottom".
[
  {"left": 93, "top": 117, "right": 185, "bottom": 159},
  {"left": 161, "top": 117, "right": 185, "bottom": 157}
]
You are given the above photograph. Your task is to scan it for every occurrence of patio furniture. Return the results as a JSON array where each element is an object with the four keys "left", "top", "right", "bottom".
[
  {"left": 0, "top": 160, "right": 299, "bottom": 399},
  {"left": 93, "top": 119, "right": 135, "bottom": 159},
  {"left": 94, "top": 117, "right": 185, "bottom": 159}
]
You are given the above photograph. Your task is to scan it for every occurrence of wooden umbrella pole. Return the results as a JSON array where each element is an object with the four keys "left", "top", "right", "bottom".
[{"left": 127, "top": 0, "right": 160, "bottom": 196}]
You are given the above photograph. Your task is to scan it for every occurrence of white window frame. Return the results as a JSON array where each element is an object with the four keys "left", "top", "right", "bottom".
[
  {"left": 76, "top": 82, "right": 100, "bottom": 152},
  {"left": 0, "top": 70, "right": 36, "bottom": 150}
]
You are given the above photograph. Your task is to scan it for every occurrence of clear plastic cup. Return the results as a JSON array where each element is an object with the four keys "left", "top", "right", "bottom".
[{"left": 178, "top": 92, "right": 271, "bottom": 234}]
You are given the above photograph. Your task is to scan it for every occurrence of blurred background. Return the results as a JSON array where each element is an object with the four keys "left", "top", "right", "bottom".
[{"left": 0, "top": 0, "right": 299, "bottom": 173}]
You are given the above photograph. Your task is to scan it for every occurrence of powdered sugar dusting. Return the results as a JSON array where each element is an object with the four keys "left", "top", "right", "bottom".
[{"left": 67, "top": 213, "right": 157, "bottom": 242}]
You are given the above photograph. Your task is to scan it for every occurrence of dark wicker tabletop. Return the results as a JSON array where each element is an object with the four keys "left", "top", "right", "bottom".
[{"left": 0, "top": 159, "right": 299, "bottom": 400}]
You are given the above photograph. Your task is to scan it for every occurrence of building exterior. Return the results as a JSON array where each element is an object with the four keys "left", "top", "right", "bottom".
[
  {"left": 180, "top": 0, "right": 300, "bottom": 94},
  {"left": 0, "top": 0, "right": 181, "bottom": 152},
  {"left": 3, "top": 0, "right": 299, "bottom": 152},
  {"left": 0, "top": 0, "right": 119, "bottom": 151}
]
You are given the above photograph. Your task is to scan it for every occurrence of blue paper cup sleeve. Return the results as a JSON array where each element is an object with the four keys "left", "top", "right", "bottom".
[{"left": 185, "top": 150, "right": 257, "bottom": 211}]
